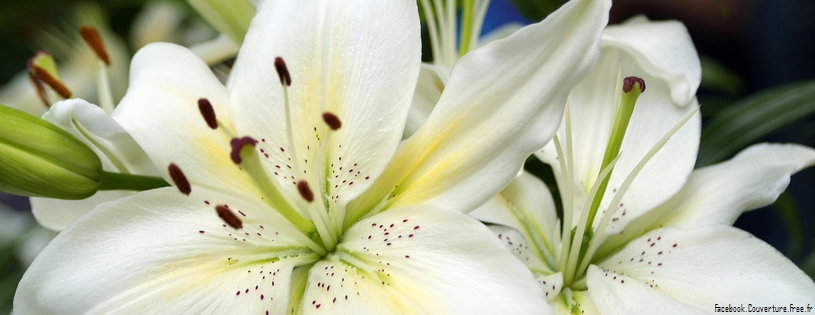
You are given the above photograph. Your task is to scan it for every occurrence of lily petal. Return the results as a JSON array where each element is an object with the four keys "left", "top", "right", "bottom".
[
  {"left": 471, "top": 171, "right": 561, "bottom": 270},
  {"left": 598, "top": 143, "right": 815, "bottom": 258},
  {"left": 113, "top": 43, "right": 256, "bottom": 197},
  {"left": 664, "top": 143, "right": 815, "bottom": 228},
  {"left": 404, "top": 23, "right": 524, "bottom": 140},
  {"left": 587, "top": 264, "right": 705, "bottom": 314},
  {"left": 228, "top": 0, "right": 421, "bottom": 204},
  {"left": 15, "top": 188, "right": 319, "bottom": 314},
  {"left": 603, "top": 17, "right": 701, "bottom": 106},
  {"left": 488, "top": 225, "right": 557, "bottom": 281},
  {"left": 404, "top": 63, "right": 448, "bottom": 139},
  {"left": 33, "top": 98, "right": 158, "bottom": 231},
  {"left": 299, "top": 205, "right": 551, "bottom": 314},
  {"left": 536, "top": 19, "right": 701, "bottom": 236},
  {"left": 31, "top": 191, "right": 130, "bottom": 231},
  {"left": 589, "top": 226, "right": 815, "bottom": 313},
  {"left": 350, "top": 0, "right": 610, "bottom": 216}
]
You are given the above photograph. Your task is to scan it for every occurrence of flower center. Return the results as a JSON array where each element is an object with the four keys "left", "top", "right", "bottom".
[{"left": 176, "top": 57, "right": 358, "bottom": 257}]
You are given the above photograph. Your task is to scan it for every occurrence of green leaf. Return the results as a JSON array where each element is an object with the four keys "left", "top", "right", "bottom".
[
  {"left": 697, "top": 80, "right": 815, "bottom": 167},
  {"left": 699, "top": 56, "right": 744, "bottom": 97}
]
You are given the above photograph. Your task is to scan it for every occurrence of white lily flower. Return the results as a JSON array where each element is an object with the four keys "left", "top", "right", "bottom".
[
  {"left": 472, "top": 17, "right": 815, "bottom": 313},
  {"left": 15, "top": 0, "right": 610, "bottom": 313}
]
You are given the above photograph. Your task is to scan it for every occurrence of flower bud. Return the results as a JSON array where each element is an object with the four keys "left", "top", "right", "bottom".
[{"left": 0, "top": 105, "right": 102, "bottom": 199}]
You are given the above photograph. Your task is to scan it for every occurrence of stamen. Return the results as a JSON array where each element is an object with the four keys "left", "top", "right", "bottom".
[
  {"left": 216, "top": 205, "right": 243, "bottom": 229},
  {"left": 28, "top": 73, "right": 50, "bottom": 108},
  {"left": 563, "top": 153, "right": 621, "bottom": 285},
  {"left": 198, "top": 98, "right": 218, "bottom": 129},
  {"left": 168, "top": 163, "right": 191, "bottom": 195},
  {"left": 27, "top": 51, "right": 71, "bottom": 98},
  {"left": 78, "top": 26, "right": 110, "bottom": 65},
  {"left": 230, "top": 136, "right": 258, "bottom": 164},
  {"left": 322, "top": 112, "right": 342, "bottom": 130},
  {"left": 276, "top": 56, "right": 303, "bottom": 182},
  {"left": 297, "top": 180, "right": 314, "bottom": 202},
  {"left": 77, "top": 26, "right": 115, "bottom": 113},
  {"left": 274, "top": 57, "right": 292, "bottom": 86}
]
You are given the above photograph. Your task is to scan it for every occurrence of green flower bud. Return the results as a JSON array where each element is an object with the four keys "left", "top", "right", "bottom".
[
  {"left": 186, "top": 0, "right": 255, "bottom": 44},
  {"left": 0, "top": 104, "right": 102, "bottom": 199}
]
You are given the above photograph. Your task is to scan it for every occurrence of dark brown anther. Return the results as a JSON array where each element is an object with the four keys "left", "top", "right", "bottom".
[
  {"left": 622, "top": 76, "right": 646, "bottom": 93},
  {"left": 27, "top": 52, "right": 72, "bottom": 99},
  {"left": 230, "top": 136, "right": 258, "bottom": 164},
  {"left": 79, "top": 26, "right": 110, "bottom": 65},
  {"left": 296, "top": 180, "right": 314, "bottom": 202},
  {"left": 216, "top": 205, "right": 243, "bottom": 229},
  {"left": 274, "top": 57, "right": 292, "bottom": 86},
  {"left": 28, "top": 72, "right": 50, "bottom": 108},
  {"left": 322, "top": 112, "right": 342, "bottom": 130},
  {"left": 168, "top": 163, "right": 191, "bottom": 195},
  {"left": 197, "top": 98, "right": 218, "bottom": 129}
]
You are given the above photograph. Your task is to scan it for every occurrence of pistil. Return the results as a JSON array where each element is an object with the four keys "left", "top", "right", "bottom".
[
  {"left": 229, "top": 136, "right": 315, "bottom": 234},
  {"left": 583, "top": 76, "right": 645, "bottom": 236},
  {"left": 557, "top": 75, "right": 701, "bottom": 287},
  {"left": 561, "top": 76, "right": 645, "bottom": 286}
]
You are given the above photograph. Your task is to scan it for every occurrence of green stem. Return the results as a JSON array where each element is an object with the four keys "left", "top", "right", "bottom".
[
  {"left": 458, "top": 0, "right": 475, "bottom": 57},
  {"left": 98, "top": 171, "right": 169, "bottom": 191}
]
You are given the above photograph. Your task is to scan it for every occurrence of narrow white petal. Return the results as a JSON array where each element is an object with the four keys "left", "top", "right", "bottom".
[
  {"left": 664, "top": 143, "right": 815, "bottom": 228},
  {"left": 589, "top": 226, "right": 815, "bottom": 313},
  {"left": 228, "top": 1, "right": 421, "bottom": 204},
  {"left": 351, "top": 0, "right": 611, "bottom": 215},
  {"left": 15, "top": 188, "right": 319, "bottom": 314},
  {"left": 299, "top": 206, "right": 551, "bottom": 314}
]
